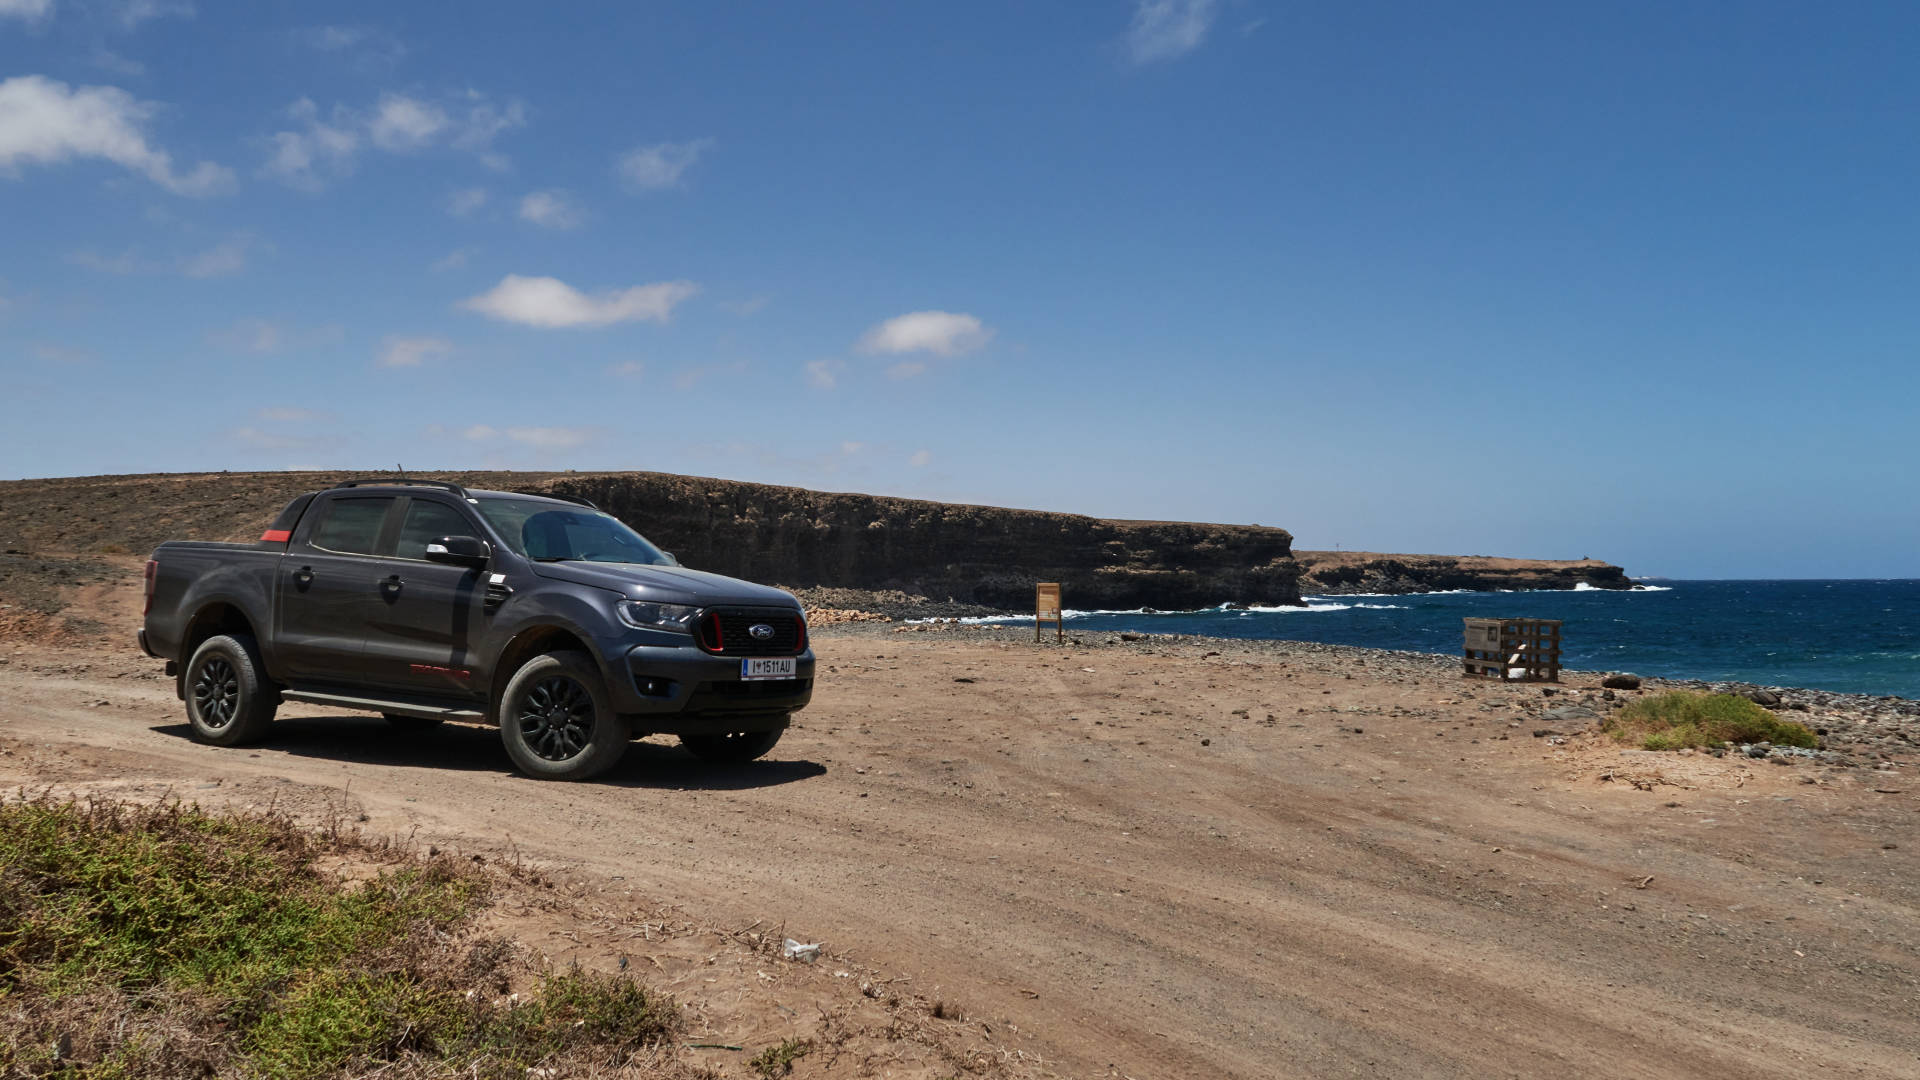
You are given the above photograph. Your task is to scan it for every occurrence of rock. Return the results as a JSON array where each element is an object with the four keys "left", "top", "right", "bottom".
[
  {"left": 1744, "top": 743, "right": 1771, "bottom": 759},
  {"left": 1602, "top": 689, "right": 1616, "bottom": 701},
  {"left": 1544, "top": 706, "right": 1600, "bottom": 723},
  {"left": 1602, "top": 674, "right": 1642, "bottom": 690},
  {"left": 1746, "top": 689, "right": 1782, "bottom": 707},
  {"left": 1120, "top": 632, "right": 1145, "bottom": 642}
]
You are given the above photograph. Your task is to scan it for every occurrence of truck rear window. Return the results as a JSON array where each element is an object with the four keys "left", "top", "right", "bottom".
[{"left": 311, "top": 497, "right": 392, "bottom": 554}]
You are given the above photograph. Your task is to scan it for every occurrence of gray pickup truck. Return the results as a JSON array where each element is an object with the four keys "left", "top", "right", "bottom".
[{"left": 139, "top": 478, "right": 814, "bottom": 780}]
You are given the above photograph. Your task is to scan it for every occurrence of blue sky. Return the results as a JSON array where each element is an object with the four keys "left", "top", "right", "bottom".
[{"left": 2, "top": 1, "right": 1917, "bottom": 578}]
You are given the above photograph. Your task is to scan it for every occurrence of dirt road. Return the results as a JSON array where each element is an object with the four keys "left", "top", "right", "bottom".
[{"left": 1, "top": 581, "right": 1916, "bottom": 1077}]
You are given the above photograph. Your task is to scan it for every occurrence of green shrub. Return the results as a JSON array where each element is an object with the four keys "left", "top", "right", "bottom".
[
  {"left": 0, "top": 797, "right": 676, "bottom": 1079},
  {"left": 1603, "top": 691, "right": 1816, "bottom": 751}
]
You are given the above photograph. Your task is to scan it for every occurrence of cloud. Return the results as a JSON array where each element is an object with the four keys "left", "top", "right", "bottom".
[
  {"left": 840, "top": 441, "right": 864, "bottom": 455},
  {"left": 505, "top": 426, "right": 590, "bottom": 449},
  {"left": 430, "top": 246, "right": 477, "bottom": 272},
  {"left": 178, "top": 235, "right": 251, "bottom": 277},
  {"left": 66, "top": 248, "right": 139, "bottom": 273},
  {"left": 209, "top": 320, "right": 340, "bottom": 354},
  {"left": 855, "top": 310, "right": 992, "bottom": 356},
  {"left": 804, "top": 359, "right": 841, "bottom": 389},
  {"left": 1125, "top": 0, "right": 1218, "bottom": 65},
  {"left": 462, "top": 424, "right": 496, "bottom": 441},
  {"left": 379, "top": 335, "right": 451, "bottom": 367},
  {"left": 259, "top": 98, "right": 358, "bottom": 190},
  {"left": 298, "top": 24, "right": 406, "bottom": 64},
  {"left": 458, "top": 275, "right": 697, "bottom": 329},
  {"left": 368, "top": 93, "right": 447, "bottom": 150},
  {"left": 607, "top": 360, "right": 644, "bottom": 378},
  {"left": 909, "top": 449, "right": 931, "bottom": 467},
  {"left": 672, "top": 360, "right": 746, "bottom": 391},
  {"left": 255, "top": 406, "right": 324, "bottom": 422},
  {"left": 31, "top": 342, "right": 95, "bottom": 364},
  {"left": 0, "top": 0, "right": 52, "bottom": 21},
  {"left": 116, "top": 0, "right": 192, "bottom": 30},
  {"left": 446, "top": 186, "right": 487, "bottom": 216},
  {"left": 261, "top": 89, "right": 524, "bottom": 188},
  {"left": 615, "top": 137, "right": 714, "bottom": 191},
  {"left": 91, "top": 50, "right": 145, "bottom": 77},
  {"left": 0, "top": 75, "right": 234, "bottom": 196},
  {"left": 518, "top": 189, "right": 582, "bottom": 229},
  {"left": 718, "top": 295, "right": 769, "bottom": 316},
  {"left": 886, "top": 360, "right": 928, "bottom": 380}
]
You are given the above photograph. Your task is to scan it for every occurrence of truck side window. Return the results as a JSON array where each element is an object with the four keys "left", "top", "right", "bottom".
[
  {"left": 394, "top": 501, "right": 473, "bottom": 561},
  {"left": 310, "top": 497, "right": 393, "bottom": 555}
]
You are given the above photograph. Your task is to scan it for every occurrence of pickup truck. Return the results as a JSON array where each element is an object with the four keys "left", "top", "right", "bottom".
[{"left": 139, "top": 478, "right": 814, "bottom": 780}]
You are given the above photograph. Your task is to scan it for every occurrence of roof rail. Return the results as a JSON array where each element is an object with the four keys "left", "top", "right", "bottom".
[
  {"left": 542, "top": 491, "right": 600, "bottom": 510},
  {"left": 332, "top": 478, "right": 470, "bottom": 499}
]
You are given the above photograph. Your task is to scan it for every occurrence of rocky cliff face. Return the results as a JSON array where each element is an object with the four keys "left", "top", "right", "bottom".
[
  {"left": 1293, "top": 551, "right": 1633, "bottom": 595},
  {"left": 547, "top": 474, "right": 1303, "bottom": 610}
]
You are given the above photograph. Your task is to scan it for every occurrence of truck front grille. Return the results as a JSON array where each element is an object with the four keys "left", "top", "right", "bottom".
[{"left": 696, "top": 608, "right": 807, "bottom": 656}]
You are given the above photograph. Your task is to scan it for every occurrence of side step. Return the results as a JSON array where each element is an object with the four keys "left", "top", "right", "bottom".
[{"left": 280, "top": 689, "right": 486, "bottom": 723}]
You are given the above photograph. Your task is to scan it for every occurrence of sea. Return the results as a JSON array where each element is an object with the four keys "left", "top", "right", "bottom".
[{"left": 950, "top": 580, "right": 1920, "bottom": 700}]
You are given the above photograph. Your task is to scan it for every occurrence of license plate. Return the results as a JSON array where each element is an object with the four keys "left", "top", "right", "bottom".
[{"left": 741, "top": 657, "right": 797, "bottom": 681}]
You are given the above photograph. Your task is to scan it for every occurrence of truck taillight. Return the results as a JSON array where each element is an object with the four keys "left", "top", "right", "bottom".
[{"left": 143, "top": 559, "right": 158, "bottom": 615}]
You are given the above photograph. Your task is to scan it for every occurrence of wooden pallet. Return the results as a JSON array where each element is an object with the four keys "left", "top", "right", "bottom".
[{"left": 1462, "top": 617, "right": 1562, "bottom": 682}]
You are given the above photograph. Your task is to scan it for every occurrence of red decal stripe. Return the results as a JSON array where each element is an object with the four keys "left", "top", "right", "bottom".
[{"left": 260, "top": 529, "right": 291, "bottom": 543}]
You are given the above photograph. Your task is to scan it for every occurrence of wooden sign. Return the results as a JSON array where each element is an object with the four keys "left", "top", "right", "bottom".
[{"left": 1036, "top": 582, "right": 1062, "bottom": 643}]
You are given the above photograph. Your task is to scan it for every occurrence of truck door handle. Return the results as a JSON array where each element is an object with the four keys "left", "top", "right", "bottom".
[
  {"left": 381, "top": 574, "right": 403, "bottom": 596},
  {"left": 291, "top": 566, "right": 313, "bottom": 590}
]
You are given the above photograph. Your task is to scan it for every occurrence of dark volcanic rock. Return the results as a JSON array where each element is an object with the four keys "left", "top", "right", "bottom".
[{"left": 1602, "top": 674, "right": 1643, "bottom": 690}]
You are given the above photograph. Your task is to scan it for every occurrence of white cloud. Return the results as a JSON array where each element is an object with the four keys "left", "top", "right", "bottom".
[
  {"left": 719, "top": 295, "right": 769, "bottom": 316},
  {"left": 256, "top": 406, "right": 322, "bottom": 422},
  {"left": 379, "top": 335, "right": 451, "bottom": 367},
  {"left": 856, "top": 310, "right": 992, "bottom": 356},
  {"left": 212, "top": 320, "right": 340, "bottom": 353},
  {"left": 369, "top": 93, "right": 446, "bottom": 150},
  {"left": 451, "top": 93, "right": 525, "bottom": 152},
  {"left": 0, "top": 0, "right": 53, "bottom": 21},
  {"left": 116, "top": 0, "right": 192, "bottom": 30},
  {"left": 518, "top": 189, "right": 582, "bottom": 229},
  {"left": 615, "top": 137, "right": 714, "bottom": 191},
  {"left": 91, "top": 50, "right": 145, "bottom": 77},
  {"left": 909, "top": 449, "right": 931, "bottom": 467},
  {"left": 458, "top": 274, "right": 696, "bottom": 329},
  {"left": 840, "top": 441, "right": 864, "bottom": 455},
  {"left": 804, "top": 359, "right": 841, "bottom": 389},
  {"left": 607, "top": 360, "right": 644, "bottom": 378},
  {"left": 179, "top": 235, "right": 250, "bottom": 277},
  {"left": 506, "top": 426, "right": 590, "bottom": 449},
  {"left": 298, "top": 24, "right": 405, "bottom": 64},
  {"left": 31, "top": 342, "right": 94, "bottom": 364},
  {"left": 0, "top": 75, "right": 233, "bottom": 196},
  {"left": 446, "top": 186, "right": 487, "bottom": 216},
  {"left": 260, "top": 98, "right": 358, "bottom": 190},
  {"left": 430, "top": 246, "right": 477, "bottom": 272},
  {"left": 887, "top": 360, "right": 928, "bottom": 380},
  {"left": 1125, "top": 0, "right": 1218, "bottom": 65},
  {"left": 462, "top": 424, "right": 497, "bottom": 441},
  {"left": 67, "top": 248, "right": 139, "bottom": 273}
]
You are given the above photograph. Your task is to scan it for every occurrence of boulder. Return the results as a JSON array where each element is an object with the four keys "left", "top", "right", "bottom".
[{"left": 1601, "top": 674, "right": 1642, "bottom": 690}]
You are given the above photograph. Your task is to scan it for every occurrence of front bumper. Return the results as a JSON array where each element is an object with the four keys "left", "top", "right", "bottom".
[{"left": 613, "top": 643, "right": 815, "bottom": 730}]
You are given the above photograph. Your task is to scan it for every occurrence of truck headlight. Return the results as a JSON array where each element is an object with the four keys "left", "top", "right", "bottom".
[{"left": 617, "top": 601, "right": 699, "bottom": 633}]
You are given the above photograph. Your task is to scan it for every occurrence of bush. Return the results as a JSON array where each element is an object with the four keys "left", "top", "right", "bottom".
[
  {"left": 1603, "top": 691, "right": 1817, "bottom": 751},
  {"left": 0, "top": 796, "right": 676, "bottom": 1079}
]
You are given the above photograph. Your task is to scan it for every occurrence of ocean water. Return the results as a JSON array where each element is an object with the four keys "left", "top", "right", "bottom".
[{"left": 961, "top": 580, "right": 1920, "bottom": 700}]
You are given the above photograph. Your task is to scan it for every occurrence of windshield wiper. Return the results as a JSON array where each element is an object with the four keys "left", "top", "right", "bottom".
[{"left": 530, "top": 556, "right": 576, "bottom": 563}]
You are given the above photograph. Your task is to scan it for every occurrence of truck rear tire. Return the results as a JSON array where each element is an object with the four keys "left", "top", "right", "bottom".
[
  {"left": 499, "top": 651, "right": 629, "bottom": 780},
  {"left": 184, "top": 633, "right": 277, "bottom": 747},
  {"left": 679, "top": 727, "right": 784, "bottom": 764}
]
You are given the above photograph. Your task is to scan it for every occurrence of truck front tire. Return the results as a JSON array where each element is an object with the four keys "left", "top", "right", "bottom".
[
  {"left": 499, "top": 651, "right": 629, "bottom": 780},
  {"left": 183, "top": 633, "right": 277, "bottom": 746},
  {"left": 679, "top": 726, "right": 784, "bottom": 764}
]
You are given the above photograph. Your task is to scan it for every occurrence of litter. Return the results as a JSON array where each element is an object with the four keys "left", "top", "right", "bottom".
[{"left": 782, "top": 939, "right": 823, "bottom": 962}]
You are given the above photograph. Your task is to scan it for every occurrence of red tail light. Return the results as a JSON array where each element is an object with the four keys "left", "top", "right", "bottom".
[
  {"left": 143, "top": 559, "right": 158, "bottom": 615},
  {"left": 260, "top": 529, "right": 291, "bottom": 543},
  {"left": 794, "top": 614, "right": 808, "bottom": 653}
]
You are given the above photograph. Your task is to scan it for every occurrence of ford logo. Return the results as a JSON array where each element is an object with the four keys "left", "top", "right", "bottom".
[{"left": 749, "top": 623, "right": 776, "bottom": 640}]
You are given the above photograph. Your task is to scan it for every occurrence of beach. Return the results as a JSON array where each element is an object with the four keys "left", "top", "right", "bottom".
[{"left": 1, "top": 570, "right": 1915, "bottom": 1078}]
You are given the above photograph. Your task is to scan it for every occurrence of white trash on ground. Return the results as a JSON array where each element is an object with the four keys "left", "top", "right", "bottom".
[{"left": 782, "top": 939, "right": 823, "bottom": 962}]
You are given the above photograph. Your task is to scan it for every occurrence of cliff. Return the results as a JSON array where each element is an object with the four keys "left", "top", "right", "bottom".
[
  {"left": 0, "top": 471, "right": 1302, "bottom": 611},
  {"left": 1293, "top": 551, "right": 1633, "bottom": 594}
]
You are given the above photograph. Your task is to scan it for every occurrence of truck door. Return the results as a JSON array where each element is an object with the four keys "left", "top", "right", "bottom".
[
  {"left": 358, "top": 496, "right": 493, "bottom": 699},
  {"left": 274, "top": 495, "right": 395, "bottom": 686}
]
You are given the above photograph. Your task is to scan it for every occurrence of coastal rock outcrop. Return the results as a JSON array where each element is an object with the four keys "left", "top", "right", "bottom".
[{"left": 1294, "top": 551, "right": 1633, "bottom": 594}]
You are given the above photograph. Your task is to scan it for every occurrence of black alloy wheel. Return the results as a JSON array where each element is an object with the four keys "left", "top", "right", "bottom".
[
  {"left": 192, "top": 656, "right": 240, "bottom": 731},
  {"left": 515, "top": 674, "right": 596, "bottom": 762}
]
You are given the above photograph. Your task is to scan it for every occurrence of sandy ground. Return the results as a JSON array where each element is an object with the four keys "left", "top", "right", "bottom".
[{"left": 1, "top": 564, "right": 1917, "bottom": 1078}]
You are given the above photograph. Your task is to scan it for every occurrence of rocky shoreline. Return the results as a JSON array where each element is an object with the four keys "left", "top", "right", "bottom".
[{"left": 812, "top": 620, "right": 1920, "bottom": 769}]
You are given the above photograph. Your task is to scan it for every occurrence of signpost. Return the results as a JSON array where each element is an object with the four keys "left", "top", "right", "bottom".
[{"left": 1035, "top": 582, "right": 1063, "bottom": 643}]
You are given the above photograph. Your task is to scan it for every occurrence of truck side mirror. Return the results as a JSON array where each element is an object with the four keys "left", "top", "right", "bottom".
[
  {"left": 425, "top": 535, "right": 490, "bottom": 568},
  {"left": 660, "top": 550, "right": 680, "bottom": 566}
]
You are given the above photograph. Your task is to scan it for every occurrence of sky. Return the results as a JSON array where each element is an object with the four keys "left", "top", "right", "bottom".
[{"left": 2, "top": 1, "right": 1917, "bottom": 579}]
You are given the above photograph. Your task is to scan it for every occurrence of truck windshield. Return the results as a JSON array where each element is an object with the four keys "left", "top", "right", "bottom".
[{"left": 474, "top": 499, "right": 674, "bottom": 565}]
